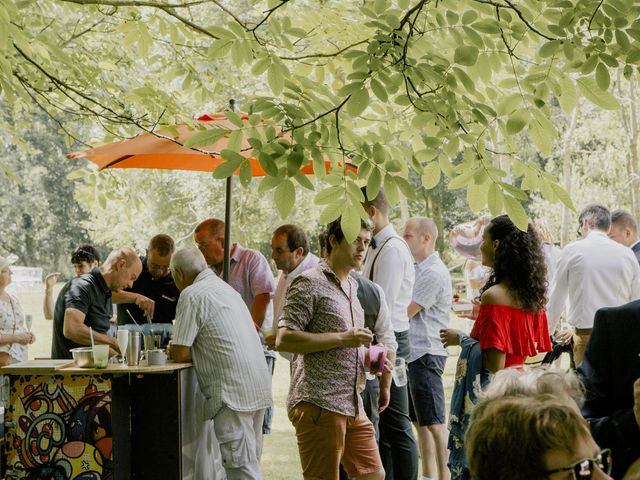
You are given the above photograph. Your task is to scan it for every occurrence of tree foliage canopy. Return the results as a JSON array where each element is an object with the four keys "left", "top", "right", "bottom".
[{"left": 2, "top": 0, "right": 640, "bottom": 239}]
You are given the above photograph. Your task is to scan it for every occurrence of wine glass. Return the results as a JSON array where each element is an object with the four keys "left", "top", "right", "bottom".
[
  {"left": 117, "top": 328, "right": 129, "bottom": 366},
  {"left": 25, "top": 314, "right": 33, "bottom": 332}
]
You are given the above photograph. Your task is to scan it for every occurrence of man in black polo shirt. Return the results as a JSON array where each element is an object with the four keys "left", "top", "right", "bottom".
[
  {"left": 52, "top": 247, "right": 143, "bottom": 359},
  {"left": 115, "top": 234, "right": 180, "bottom": 326}
]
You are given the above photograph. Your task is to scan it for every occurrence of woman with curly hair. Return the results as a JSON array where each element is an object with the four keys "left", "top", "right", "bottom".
[{"left": 440, "top": 215, "right": 552, "bottom": 480}]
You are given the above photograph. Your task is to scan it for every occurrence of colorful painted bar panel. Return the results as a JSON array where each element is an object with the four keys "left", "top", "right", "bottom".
[{"left": 4, "top": 374, "right": 113, "bottom": 479}]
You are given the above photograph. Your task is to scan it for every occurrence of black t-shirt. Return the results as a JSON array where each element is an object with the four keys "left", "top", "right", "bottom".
[
  {"left": 115, "top": 256, "right": 180, "bottom": 326},
  {"left": 51, "top": 268, "right": 112, "bottom": 359}
]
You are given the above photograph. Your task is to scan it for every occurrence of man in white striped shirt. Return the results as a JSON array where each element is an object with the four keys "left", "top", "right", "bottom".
[{"left": 169, "top": 246, "right": 272, "bottom": 480}]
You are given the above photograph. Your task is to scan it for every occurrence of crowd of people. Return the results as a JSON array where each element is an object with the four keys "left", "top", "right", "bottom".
[{"left": 1, "top": 191, "right": 639, "bottom": 479}]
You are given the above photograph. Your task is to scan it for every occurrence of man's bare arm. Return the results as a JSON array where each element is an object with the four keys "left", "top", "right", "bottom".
[
  {"left": 277, "top": 327, "right": 372, "bottom": 354},
  {"left": 251, "top": 292, "right": 271, "bottom": 329},
  {"left": 63, "top": 308, "right": 118, "bottom": 348}
]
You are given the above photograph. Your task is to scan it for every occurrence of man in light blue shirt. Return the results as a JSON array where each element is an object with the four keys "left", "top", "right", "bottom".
[{"left": 403, "top": 217, "right": 452, "bottom": 480}]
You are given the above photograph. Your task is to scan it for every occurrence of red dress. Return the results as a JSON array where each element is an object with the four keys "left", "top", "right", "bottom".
[{"left": 470, "top": 304, "right": 552, "bottom": 368}]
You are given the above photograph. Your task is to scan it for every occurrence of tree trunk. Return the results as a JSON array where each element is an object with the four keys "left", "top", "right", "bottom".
[{"left": 559, "top": 100, "right": 581, "bottom": 247}]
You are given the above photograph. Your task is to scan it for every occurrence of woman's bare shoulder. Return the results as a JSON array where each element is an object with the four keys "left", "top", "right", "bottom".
[{"left": 480, "top": 284, "right": 518, "bottom": 307}]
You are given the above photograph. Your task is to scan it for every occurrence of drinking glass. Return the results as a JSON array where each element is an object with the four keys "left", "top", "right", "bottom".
[
  {"left": 117, "top": 328, "right": 129, "bottom": 366},
  {"left": 392, "top": 357, "right": 408, "bottom": 387}
]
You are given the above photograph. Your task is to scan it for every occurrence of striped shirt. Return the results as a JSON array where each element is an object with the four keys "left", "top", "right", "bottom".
[
  {"left": 279, "top": 263, "right": 366, "bottom": 417},
  {"left": 172, "top": 269, "right": 272, "bottom": 419},
  {"left": 408, "top": 252, "right": 452, "bottom": 362}
]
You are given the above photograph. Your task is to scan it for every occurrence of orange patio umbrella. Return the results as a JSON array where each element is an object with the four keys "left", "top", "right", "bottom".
[{"left": 68, "top": 112, "right": 356, "bottom": 280}]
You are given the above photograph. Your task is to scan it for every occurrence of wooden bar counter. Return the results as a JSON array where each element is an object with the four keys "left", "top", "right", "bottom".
[{"left": 1, "top": 359, "right": 204, "bottom": 479}]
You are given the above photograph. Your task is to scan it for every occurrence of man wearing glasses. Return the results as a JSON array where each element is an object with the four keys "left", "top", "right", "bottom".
[
  {"left": 116, "top": 234, "right": 180, "bottom": 326},
  {"left": 547, "top": 204, "right": 640, "bottom": 364}
]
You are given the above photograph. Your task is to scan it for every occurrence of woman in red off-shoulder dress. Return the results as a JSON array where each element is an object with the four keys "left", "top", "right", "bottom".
[
  {"left": 440, "top": 215, "right": 552, "bottom": 480},
  {"left": 442, "top": 214, "right": 552, "bottom": 371}
]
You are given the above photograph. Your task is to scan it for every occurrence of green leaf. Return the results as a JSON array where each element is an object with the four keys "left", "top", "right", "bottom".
[
  {"left": 315, "top": 185, "right": 343, "bottom": 204},
  {"left": 539, "top": 40, "right": 561, "bottom": 58},
  {"left": 340, "top": 204, "right": 361, "bottom": 243},
  {"left": 558, "top": 77, "right": 577, "bottom": 114},
  {"left": 421, "top": 162, "right": 441, "bottom": 189},
  {"left": 239, "top": 160, "right": 252, "bottom": 187},
  {"left": 472, "top": 19, "right": 500, "bottom": 34},
  {"left": 454, "top": 45, "right": 479, "bottom": 66},
  {"left": 268, "top": 63, "right": 284, "bottom": 95},
  {"left": 183, "top": 127, "right": 229, "bottom": 148},
  {"left": 66, "top": 169, "right": 87, "bottom": 180},
  {"left": 274, "top": 179, "right": 296, "bottom": 218},
  {"left": 251, "top": 56, "right": 271, "bottom": 75},
  {"left": 370, "top": 78, "right": 388, "bottom": 102},
  {"left": 227, "top": 129, "right": 243, "bottom": 152},
  {"left": 487, "top": 183, "right": 504, "bottom": 215},
  {"left": 213, "top": 154, "right": 242, "bottom": 179},
  {"left": 319, "top": 200, "right": 346, "bottom": 225},
  {"left": 293, "top": 171, "right": 315, "bottom": 190},
  {"left": 395, "top": 176, "right": 416, "bottom": 200},
  {"left": 448, "top": 168, "right": 476, "bottom": 190},
  {"left": 347, "top": 88, "right": 370, "bottom": 117},
  {"left": 497, "top": 93, "right": 522, "bottom": 116},
  {"left": 506, "top": 109, "right": 530, "bottom": 134},
  {"left": 467, "top": 183, "right": 486, "bottom": 212},
  {"left": 258, "top": 152, "right": 278, "bottom": 177},
  {"left": 504, "top": 195, "right": 529, "bottom": 231},
  {"left": 367, "top": 167, "right": 382, "bottom": 199},
  {"left": 595, "top": 63, "right": 611, "bottom": 90},
  {"left": 383, "top": 174, "right": 400, "bottom": 205},
  {"left": 258, "top": 175, "right": 283, "bottom": 193},
  {"left": 550, "top": 181, "right": 575, "bottom": 210},
  {"left": 577, "top": 77, "right": 620, "bottom": 110},
  {"left": 225, "top": 111, "right": 244, "bottom": 128},
  {"left": 529, "top": 110, "right": 557, "bottom": 156}
]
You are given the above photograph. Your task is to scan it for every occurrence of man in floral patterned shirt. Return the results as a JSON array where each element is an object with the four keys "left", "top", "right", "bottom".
[{"left": 276, "top": 218, "right": 386, "bottom": 480}]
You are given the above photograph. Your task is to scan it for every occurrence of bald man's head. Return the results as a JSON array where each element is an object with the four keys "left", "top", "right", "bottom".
[
  {"left": 194, "top": 218, "right": 226, "bottom": 267},
  {"left": 103, "top": 247, "right": 142, "bottom": 291}
]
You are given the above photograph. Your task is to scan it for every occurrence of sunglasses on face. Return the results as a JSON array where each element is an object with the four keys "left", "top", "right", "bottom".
[{"left": 545, "top": 448, "right": 611, "bottom": 479}]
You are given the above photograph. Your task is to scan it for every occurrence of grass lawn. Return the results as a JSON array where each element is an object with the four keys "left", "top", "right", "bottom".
[{"left": 10, "top": 282, "right": 466, "bottom": 478}]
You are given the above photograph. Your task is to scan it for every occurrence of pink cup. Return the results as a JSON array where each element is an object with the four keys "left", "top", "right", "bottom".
[{"left": 368, "top": 344, "right": 387, "bottom": 374}]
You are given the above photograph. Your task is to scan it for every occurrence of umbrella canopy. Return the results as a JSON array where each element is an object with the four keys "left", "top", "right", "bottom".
[{"left": 69, "top": 112, "right": 356, "bottom": 280}]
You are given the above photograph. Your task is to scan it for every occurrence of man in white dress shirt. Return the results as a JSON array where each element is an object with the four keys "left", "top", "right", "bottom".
[
  {"left": 361, "top": 187, "right": 419, "bottom": 480},
  {"left": 170, "top": 246, "right": 272, "bottom": 480},
  {"left": 609, "top": 209, "right": 640, "bottom": 264},
  {"left": 547, "top": 204, "right": 640, "bottom": 365}
]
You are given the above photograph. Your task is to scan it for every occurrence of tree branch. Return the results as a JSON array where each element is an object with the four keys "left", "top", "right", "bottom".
[{"left": 61, "top": 0, "right": 208, "bottom": 7}]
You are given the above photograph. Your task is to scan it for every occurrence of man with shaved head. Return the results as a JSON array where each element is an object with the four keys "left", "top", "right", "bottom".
[
  {"left": 51, "top": 247, "right": 143, "bottom": 359},
  {"left": 403, "top": 217, "right": 452, "bottom": 480}
]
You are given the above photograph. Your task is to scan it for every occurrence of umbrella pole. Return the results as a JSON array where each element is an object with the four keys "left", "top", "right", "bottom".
[{"left": 223, "top": 176, "right": 232, "bottom": 282}]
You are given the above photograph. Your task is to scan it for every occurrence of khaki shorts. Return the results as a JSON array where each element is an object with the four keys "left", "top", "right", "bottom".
[{"left": 288, "top": 401, "right": 383, "bottom": 480}]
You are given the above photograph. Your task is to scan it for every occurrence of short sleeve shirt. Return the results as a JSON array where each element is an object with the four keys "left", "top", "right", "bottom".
[
  {"left": 279, "top": 263, "right": 366, "bottom": 417},
  {"left": 223, "top": 244, "right": 276, "bottom": 357},
  {"left": 51, "top": 268, "right": 112, "bottom": 359},
  {"left": 172, "top": 269, "right": 272, "bottom": 419},
  {"left": 408, "top": 252, "right": 452, "bottom": 361}
]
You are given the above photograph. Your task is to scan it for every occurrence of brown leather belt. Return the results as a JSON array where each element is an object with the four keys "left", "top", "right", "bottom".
[{"left": 575, "top": 328, "right": 592, "bottom": 335}]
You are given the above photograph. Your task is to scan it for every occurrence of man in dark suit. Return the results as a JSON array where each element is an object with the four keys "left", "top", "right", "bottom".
[
  {"left": 578, "top": 300, "right": 640, "bottom": 478},
  {"left": 610, "top": 209, "right": 640, "bottom": 264}
]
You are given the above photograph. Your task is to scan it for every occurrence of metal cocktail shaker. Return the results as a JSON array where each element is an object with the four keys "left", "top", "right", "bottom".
[{"left": 127, "top": 331, "right": 142, "bottom": 366}]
